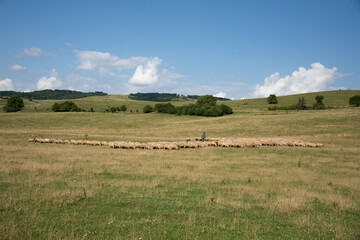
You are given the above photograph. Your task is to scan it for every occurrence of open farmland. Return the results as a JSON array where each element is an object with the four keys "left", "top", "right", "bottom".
[{"left": 0, "top": 90, "right": 359, "bottom": 239}]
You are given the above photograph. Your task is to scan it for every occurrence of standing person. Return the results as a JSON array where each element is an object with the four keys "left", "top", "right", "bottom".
[{"left": 202, "top": 132, "right": 206, "bottom": 142}]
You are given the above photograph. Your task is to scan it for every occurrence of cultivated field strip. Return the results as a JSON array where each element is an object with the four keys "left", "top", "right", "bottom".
[{"left": 28, "top": 137, "right": 324, "bottom": 150}]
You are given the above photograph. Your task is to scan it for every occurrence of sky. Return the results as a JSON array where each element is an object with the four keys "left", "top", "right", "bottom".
[{"left": 0, "top": 0, "right": 359, "bottom": 99}]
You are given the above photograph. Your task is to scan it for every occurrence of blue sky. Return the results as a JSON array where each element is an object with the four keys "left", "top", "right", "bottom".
[{"left": 0, "top": 0, "right": 359, "bottom": 99}]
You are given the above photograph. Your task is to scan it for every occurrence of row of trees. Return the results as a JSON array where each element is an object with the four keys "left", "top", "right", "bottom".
[
  {"left": 0, "top": 89, "right": 107, "bottom": 100},
  {"left": 267, "top": 94, "right": 360, "bottom": 109},
  {"left": 143, "top": 95, "right": 233, "bottom": 117},
  {"left": 268, "top": 95, "right": 327, "bottom": 110},
  {"left": 104, "top": 105, "right": 127, "bottom": 113}
]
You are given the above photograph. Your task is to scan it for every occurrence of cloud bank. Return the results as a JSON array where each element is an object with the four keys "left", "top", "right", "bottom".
[
  {"left": 0, "top": 78, "right": 14, "bottom": 91},
  {"left": 254, "top": 63, "right": 343, "bottom": 97},
  {"left": 37, "top": 69, "right": 62, "bottom": 90}
]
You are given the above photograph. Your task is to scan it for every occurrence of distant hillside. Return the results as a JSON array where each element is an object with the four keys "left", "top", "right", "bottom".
[
  {"left": 226, "top": 90, "right": 360, "bottom": 111},
  {"left": 0, "top": 89, "right": 107, "bottom": 100},
  {"left": 128, "top": 92, "right": 230, "bottom": 102}
]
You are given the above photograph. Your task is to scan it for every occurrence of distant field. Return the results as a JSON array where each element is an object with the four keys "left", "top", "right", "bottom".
[{"left": 0, "top": 90, "right": 359, "bottom": 239}]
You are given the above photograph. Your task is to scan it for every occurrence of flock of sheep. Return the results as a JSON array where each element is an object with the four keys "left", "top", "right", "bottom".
[{"left": 28, "top": 137, "right": 324, "bottom": 150}]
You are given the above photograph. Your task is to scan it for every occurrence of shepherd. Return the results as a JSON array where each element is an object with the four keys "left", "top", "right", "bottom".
[{"left": 202, "top": 132, "right": 206, "bottom": 142}]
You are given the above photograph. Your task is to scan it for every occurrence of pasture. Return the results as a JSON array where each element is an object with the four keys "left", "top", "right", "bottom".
[{"left": 0, "top": 90, "right": 359, "bottom": 239}]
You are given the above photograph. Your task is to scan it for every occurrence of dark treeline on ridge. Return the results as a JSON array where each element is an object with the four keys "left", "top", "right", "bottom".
[
  {"left": 0, "top": 89, "right": 107, "bottom": 100},
  {"left": 129, "top": 92, "right": 230, "bottom": 102}
]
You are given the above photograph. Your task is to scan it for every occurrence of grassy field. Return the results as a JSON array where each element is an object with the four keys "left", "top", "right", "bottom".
[{"left": 0, "top": 90, "right": 359, "bottom": 239}]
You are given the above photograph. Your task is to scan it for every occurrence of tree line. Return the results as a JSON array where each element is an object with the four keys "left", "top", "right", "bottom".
[
  {"left": 266, "top": 94, "right": 360, "bottom": 110},
  {"left": 0, "top": 89, "right": 107, "bottom": 100}
]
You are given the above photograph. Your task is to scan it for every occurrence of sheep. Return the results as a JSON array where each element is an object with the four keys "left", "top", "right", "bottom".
[
  {"left": 176, "top": 141, "right": 188, "bottom": 148},
  {"left": 142, "top": 143, "right": 153, "bottom": 150},
  {"left": 54, "top": 139, "right": 64, "bottom": 144},
  {"left": 29, "top": 136, "right": 325, "bottom": 150}
]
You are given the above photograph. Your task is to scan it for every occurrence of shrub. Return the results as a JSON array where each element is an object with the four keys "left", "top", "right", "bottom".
[
  {"left": 109, "top": 106, "right": 117, "bottom": 113},
  {"left": 143, "top": 105, "right": 154, "bottom": 113},
  {"left": 51, "top": 101, "right": 81, "bottom": 112},
  {"left": 267, "top": 94, "right": 278, "bottom": 104},
  {"left": 155, "top": 103, "right": 176, "bottom": 114},
  {"left": 120, "top": 105, "right": 127, "bottom": 111},
  {"left": 349, "top": 95, "right": 360, "bottom": 107},
  {"left": 3, "top": 96, "right": 24, "bottom": 112},
  {"left": 220, "top": 104, "right": 233, "bottom": 114},
  {"left": 175, "top": 106, "right": 187, "bottom": 115}
]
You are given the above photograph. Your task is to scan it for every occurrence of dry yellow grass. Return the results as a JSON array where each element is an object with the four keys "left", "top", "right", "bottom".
[{"left": 0, "top": 103, "right": 359, "bottom": 239}]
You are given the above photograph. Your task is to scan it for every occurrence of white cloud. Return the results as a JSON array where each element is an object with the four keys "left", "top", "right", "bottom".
[
  {"left": 65, "top": 74, "right": 97, "bottom": 91},
  {"left": 128, "top": 57, "right": 162, "bottom": 85},
  {"left": 254, "top": 63, "right": 343, "bottom": 97},
  {"left": 214, "top": 91, "right": 227, "bottom": 98},
  {"left": 37, "top": 69, "right": 62, "bottom": 90},
  {"left": 0, "top": 78, "right": 14, "bottom": 91},
  {"left": 16, "top": 47, "right": 55, "bottom": 58},
  {"left": 23, "top": 47, "right": 44, "bottom": 57},
  {"left": 75, "top": 50, "right": 148, "bottom": 77},
  {"left": 10, "top": 64, "right": 27, "bottom": 71}
]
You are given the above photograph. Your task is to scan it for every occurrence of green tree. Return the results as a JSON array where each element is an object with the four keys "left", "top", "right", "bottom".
[
  {"left": 143, "top": 105, "right": 154, "bottom": 113},
  {"left": 267, "top": 94, "right": 278, "bottom": 104},
  {"left": 349, "top": 95, "right": 360, "bottom": 107},
  {"left": 314, "top": 95, "right": 325, "bottom": 109},
  {"left": 197, "top": 95, "right": 217, "bottom": 106},
  {"left": 296, "top": 97, "right": 307, "bottom": 110},
  {"left": 3, "top": 96, "right": 24, "bottom": 112}
]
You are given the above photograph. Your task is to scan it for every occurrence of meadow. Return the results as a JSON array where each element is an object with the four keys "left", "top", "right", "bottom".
[{"left": 0, "top": 90, "right": 359, "bottom": 239}]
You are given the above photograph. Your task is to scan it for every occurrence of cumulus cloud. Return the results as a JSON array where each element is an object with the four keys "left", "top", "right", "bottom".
[
  {"left": 75, "top": 50, "right": 148, "bottom": 77},
  {"left": 128, "top": 57, "right": 162, "bottom": 85},
  {"left": 10, "top": 64, "right": 27, "bottom": 71},
  {"left": 254, "top": 63, "right": 343, "bottom": 97},
  {"left": 37, "top": 69, "right": 62, "bottom": 90},
  {"left": 214, "top": 92, "right": 227, "bottom": 98},
  {"left": 0, "top": 78, "right": 14, "bottom": 91}
]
